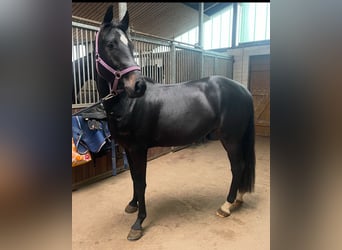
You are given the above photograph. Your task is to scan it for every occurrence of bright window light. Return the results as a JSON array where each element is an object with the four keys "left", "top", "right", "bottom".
[{"left": 175, "top": 3, "right": 270, "bottom": 49}]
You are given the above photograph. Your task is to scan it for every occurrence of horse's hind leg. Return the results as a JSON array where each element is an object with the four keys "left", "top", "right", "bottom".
[
  {"left": 235, "top": 190, "right": 245, "bottom": 203},
  {"left": 216, "top": 141, "right": 245, "bottom": 217}
]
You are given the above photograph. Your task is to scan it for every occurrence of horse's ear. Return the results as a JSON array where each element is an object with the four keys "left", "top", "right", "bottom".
[
  {"left": 103, "top": 5, "right": 113, "bottom": 24},
  {"left": 119, "top": 11, "right": 129, "bottom": 32}
]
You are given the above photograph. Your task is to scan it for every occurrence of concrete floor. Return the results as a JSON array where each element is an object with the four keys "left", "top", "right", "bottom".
[{"left": 72, "top": 136, "right": 270, "bottom": 250}]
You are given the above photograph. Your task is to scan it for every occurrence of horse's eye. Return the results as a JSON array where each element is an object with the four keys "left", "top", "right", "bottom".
[{"left": 107, "top": 40, "right": 118, "bottom": 50}]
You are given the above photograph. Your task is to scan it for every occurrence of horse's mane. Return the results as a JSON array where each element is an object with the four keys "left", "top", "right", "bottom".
[
  {"left": 141, "top": 77, "right": 176, "bottom": 87},
  {"left": 141, "top": 76, "right": 155, "bottom": 84}
]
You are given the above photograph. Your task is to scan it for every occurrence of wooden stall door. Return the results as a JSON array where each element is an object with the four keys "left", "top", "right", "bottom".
[{"left": 249, "top": 55, "right": 270, "bottom": 136}]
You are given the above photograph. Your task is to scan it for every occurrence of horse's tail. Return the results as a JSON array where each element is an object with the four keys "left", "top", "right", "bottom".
[{"left": 239, "top": 109, "right": 256, "bottom": 193}]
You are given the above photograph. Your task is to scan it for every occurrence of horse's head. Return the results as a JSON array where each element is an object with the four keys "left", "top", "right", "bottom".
[{"left": 96, "top": 5, "right": 146, "bottom": 98}]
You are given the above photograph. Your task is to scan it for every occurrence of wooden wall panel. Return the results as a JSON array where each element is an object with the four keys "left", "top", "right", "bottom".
[{"left": 249, "top": 55, "right": 270, "bottom": 136}]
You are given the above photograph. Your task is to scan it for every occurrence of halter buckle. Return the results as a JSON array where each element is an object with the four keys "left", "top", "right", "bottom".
[{"left": 115, "top": 71, "right": 121, "bottom": 79}]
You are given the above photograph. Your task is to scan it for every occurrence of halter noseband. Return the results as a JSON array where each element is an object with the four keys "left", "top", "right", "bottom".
[{"left": 95, "top": 30, "right": 141, "bottom": 95}]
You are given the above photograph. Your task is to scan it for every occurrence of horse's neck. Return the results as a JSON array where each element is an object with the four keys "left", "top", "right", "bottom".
[{"left": 103, "top": 93, "right": 137, "bottom": 117}]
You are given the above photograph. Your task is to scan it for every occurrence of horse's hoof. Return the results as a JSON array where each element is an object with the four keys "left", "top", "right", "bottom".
[
  {"left": 125, "top": 204, "right": 138, "bottom": 213},
  {"left": 127, "top": 229, "right": 143, "bottom": 241},
  {"left": 216, "top": 208, "right": 230, "bottom": 218}
]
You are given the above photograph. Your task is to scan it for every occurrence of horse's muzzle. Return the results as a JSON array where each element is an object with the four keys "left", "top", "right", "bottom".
[{"left": 124, "top": 71, "right": 146, "bottom": 98}]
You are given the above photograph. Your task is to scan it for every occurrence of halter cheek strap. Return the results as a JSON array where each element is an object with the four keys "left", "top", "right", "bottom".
[{"left": 95, "top": 31, "right": 141, "bottom": 95}]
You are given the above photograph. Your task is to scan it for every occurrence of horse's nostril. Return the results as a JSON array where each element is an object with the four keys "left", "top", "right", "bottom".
[
  {"left": 132, "top": 80, "right": 146, "bottom": 97},
  {"left": 134, "top": 81, "right": 141, "bottom": 90}
]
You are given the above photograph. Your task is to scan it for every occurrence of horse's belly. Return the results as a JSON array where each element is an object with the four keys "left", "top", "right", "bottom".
[{"left": 152, "top": 116, "right": 216, "bottom": 146}]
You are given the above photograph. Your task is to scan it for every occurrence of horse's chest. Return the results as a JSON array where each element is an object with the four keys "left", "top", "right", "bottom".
[{"left": 107, "top": 114, "right": 134, "bottom": 137}]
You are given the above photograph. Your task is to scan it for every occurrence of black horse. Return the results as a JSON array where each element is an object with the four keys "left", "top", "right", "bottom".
[{"left": 95, "top": 5, "right": 255, "bottom": 241}]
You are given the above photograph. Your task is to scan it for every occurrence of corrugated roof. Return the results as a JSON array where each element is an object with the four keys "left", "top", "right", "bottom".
[{"left": 72, "top": 2, "right": 214, "bottom": 39}]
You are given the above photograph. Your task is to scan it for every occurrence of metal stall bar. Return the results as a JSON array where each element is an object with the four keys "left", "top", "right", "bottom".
[
  {"left": 170, "top": 42, "right": 176, "bottom": 84},
  {"left": 90, "top": 30, "right": 98, "bottom": 104},
  {"left": 76, "top": 27, "right": 82, "bottom": 104},
  {"left": 80, "top": 29, "right": 86, "bottom": 103},
  {"left": 85, "top": 29, "right": 91, "bottom": 103},
  {"left": 72, "top": 22, "right": 99, "bottom": 108},
  {"left": 72, "top": 28, "right": 77, "bottom": 104}
]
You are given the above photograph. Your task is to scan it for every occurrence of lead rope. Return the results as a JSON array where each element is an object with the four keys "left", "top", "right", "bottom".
[{"left": 72, "top": 93, "right": 114, "bottom": 117}]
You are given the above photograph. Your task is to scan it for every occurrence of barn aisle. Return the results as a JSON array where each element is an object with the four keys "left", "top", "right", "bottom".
[{"left": 72, "top": 136, "right": 270, "bottom": 250}]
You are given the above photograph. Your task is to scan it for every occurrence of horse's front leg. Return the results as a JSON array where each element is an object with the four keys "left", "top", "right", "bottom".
[
  {"left": 125, "top": 146, "right": 148, "bottom": 241},
  {"left": 124, "top": 150, "right": 138, "bottom": 214}
]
